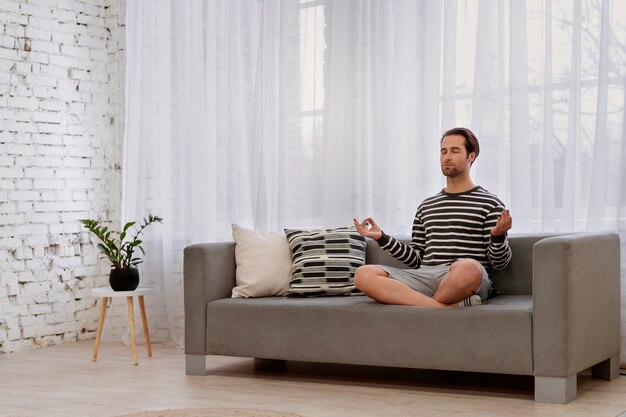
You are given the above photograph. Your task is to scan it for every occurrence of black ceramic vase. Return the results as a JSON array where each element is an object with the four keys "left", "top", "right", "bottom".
[{"left": 109, "top": 268, "right": 140, "bottom": 291}]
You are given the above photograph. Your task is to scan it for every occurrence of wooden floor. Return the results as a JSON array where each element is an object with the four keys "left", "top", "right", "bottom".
[{"left": 1, "top": 341, "right": 625, "bottom": 417}]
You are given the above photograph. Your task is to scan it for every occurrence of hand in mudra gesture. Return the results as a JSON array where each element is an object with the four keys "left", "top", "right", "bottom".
[
  {"left": 491, "top": 209, "right": 512, "bottom": 236},
  {"left": 353, "top": 217, "right": 383, "bottom": 240}
]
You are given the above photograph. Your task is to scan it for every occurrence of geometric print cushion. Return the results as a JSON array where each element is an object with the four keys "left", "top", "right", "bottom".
[{"left": 284, "top": 227, "right": 366, "bottom": 297}]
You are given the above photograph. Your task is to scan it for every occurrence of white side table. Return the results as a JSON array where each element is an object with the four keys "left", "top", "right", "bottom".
[{"left": 91, "top": 286, "right": 160, "bottom": 365}]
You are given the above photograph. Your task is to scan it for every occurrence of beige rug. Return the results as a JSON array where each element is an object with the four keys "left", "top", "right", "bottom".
[{"left": 114, "top": 408, "right": 304, "bottom": 417}]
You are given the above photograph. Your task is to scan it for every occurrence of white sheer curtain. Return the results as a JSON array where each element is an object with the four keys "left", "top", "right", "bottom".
[{"left": 125, "top": 0, "right": 626, "bottom": 360}]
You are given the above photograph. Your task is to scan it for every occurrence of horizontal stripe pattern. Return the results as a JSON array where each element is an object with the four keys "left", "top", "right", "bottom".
[
  {"left": 285, "top": 227, "right": 366, "bottom": 296},
  {"left": 380, "top": 186, "right": 512, "bottom": 271}
]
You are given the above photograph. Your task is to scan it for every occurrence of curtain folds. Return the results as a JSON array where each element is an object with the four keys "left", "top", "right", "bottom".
[{"left": 125, "top": 0, "right": 626, "bottom": 360}]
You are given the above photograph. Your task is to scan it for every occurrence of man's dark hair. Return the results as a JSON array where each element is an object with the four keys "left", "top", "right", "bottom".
[{"left": 441, "top": 127, "right": 480, "bottom": 159}]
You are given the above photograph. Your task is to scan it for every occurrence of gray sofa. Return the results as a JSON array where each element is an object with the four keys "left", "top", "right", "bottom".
[{"left": 183, "top": 232, "right": 621, "bottom": 403}]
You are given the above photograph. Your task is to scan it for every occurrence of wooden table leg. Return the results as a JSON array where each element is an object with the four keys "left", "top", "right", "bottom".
[
  {"left": 127, "top": 296, "right": 138, "bottom": 366},
  {"left": 92, "top": 297, "right": 109, "bottom": 362},
  {"left": 138, "top": 295, "right": 152, "bottom": 357}
]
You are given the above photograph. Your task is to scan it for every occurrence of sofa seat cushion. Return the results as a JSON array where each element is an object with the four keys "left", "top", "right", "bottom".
[{"left": 205, "top": 295, "right": 534, "bottom": 375}]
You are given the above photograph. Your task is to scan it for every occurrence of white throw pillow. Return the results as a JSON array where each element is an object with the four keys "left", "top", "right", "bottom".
[{"left": 231, "top": 224, "right": 292, "bottom": 298}]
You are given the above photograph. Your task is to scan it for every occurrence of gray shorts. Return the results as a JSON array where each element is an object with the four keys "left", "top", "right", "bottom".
[{"left": 375, "top": 261, "right": 492, "bottom": 301}]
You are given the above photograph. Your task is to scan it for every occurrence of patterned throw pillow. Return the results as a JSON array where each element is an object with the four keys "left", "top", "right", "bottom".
[{"left": 284, "top": 227, "right": 366, "bottom": 297}]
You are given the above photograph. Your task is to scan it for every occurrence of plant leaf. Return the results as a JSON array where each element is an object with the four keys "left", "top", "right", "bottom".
[
  {"left": 96, "top": 243, "right": 111, "bottom": 257},
  {"left": 123, "top": 221, "right": 136, "bottom": 232}
]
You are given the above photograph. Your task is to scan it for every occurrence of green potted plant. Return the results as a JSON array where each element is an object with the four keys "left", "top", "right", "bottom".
[{"left": 80, "top": 215, "right": 163, "bottom": 291}]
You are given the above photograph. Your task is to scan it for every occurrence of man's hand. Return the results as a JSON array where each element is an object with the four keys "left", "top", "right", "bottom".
[
  {"left": 491, "top": 209, "right": 512, "bottom": 236},
  {"left": 353, "top": 217, "right": 383, "bottom": 240}
]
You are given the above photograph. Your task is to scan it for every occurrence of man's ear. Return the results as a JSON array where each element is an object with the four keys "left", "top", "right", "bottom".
[{"left": 468, "top": 152, "right": 476, "bottom": 165}]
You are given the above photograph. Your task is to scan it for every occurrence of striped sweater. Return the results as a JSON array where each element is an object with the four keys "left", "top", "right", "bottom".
[{"left": 377, "top": 186, "right": 512, "bottom": 271}]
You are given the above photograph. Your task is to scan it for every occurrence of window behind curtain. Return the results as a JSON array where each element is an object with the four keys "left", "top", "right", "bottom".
[{"left": 286, "top": 0, "right": 326, "bottom": 226}]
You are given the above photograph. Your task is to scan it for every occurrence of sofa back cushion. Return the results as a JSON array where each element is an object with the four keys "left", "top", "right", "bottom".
[{"left": 490, "top": 234, "right": 550, "bottom": 295}]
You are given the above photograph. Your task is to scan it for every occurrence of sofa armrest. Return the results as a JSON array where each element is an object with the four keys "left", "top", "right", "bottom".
[
  {"left": 532, "top": 232, "right": 621, "bottom": 377},
  {"left": 183, "top": 242, "right": 236, "bottom": 355}
]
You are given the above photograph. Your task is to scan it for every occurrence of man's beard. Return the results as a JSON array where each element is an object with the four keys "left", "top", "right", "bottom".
[{"left": 442, "top": 165, "right": 463, "bottom": 177}]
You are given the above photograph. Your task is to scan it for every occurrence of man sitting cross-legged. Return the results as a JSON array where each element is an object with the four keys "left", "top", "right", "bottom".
[{"left": 353, "top": 127, "right": 512, "bottom": 308}]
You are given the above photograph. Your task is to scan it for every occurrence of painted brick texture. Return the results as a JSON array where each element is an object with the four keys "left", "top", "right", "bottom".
[{"left": 0, "top": 0, "right": 125, "bottom": 353}]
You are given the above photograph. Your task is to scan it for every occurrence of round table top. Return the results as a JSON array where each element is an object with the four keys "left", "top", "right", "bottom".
[{"left": 91, "top": 286, "right": 160, "bottom": 298}]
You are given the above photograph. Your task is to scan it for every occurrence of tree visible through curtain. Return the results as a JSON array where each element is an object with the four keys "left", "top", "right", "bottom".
[{"left": 124, "top": 0, "right": 626, "bottom": 361}]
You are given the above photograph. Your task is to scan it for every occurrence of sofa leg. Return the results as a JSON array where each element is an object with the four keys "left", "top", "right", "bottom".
[
  {"left": 591, "top": 355, "right": 620, "bottom": 381},
  {"left": 534, "top": 375, "right": 577, "bottom": 404},
  {"left": 185, "top": 354, "right": 207, "bottom": 376}
]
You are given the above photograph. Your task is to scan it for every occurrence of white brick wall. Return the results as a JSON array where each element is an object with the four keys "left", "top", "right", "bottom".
[{"left": 0, "top": 0, "right": 125, "bottom": 353}]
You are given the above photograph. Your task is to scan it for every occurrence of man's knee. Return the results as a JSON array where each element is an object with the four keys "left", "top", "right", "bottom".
[
  {"left": 354, "top": 265, "right": 385, "bottom": 291},
  {"left": 449, "top": 259, "right": 483, "bottom": 291}
]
